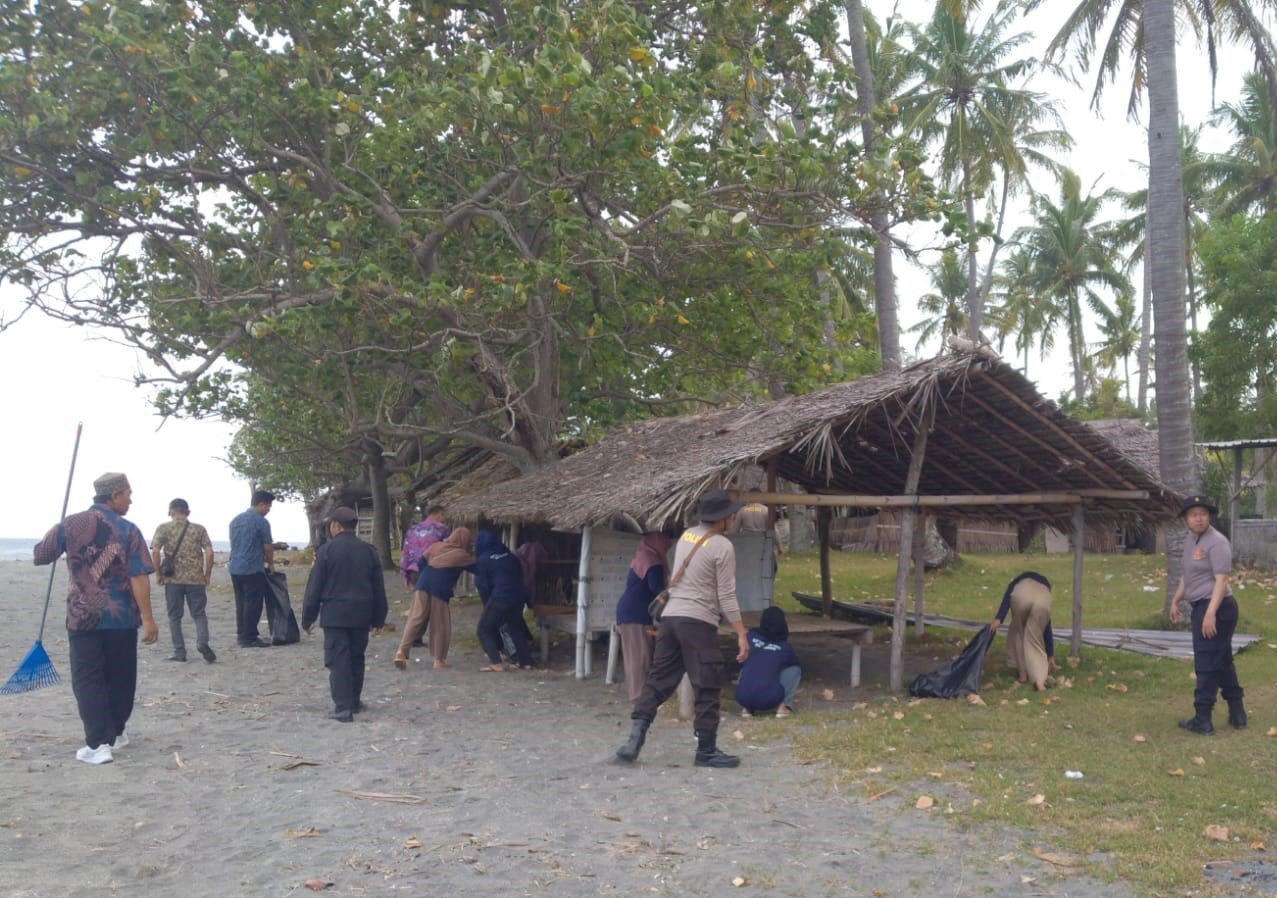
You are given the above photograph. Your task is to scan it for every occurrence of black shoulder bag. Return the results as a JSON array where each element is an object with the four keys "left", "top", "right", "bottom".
[{"left": 161, "top": 522, "right": 190, "bottom": 579}]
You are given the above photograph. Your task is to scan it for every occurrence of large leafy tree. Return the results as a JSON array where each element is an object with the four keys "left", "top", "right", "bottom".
[
  {"left": 0, "top": 1, "right": 935, "bottom": 479},
  {"left": 1195, "top": 211, "right": 1277, "bottom": 440}
]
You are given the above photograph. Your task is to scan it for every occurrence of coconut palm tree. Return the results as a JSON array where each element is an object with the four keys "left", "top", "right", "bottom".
[
  {"left": 987, "top": 245, "right": 1059, "bottom": 378},
  {"left": 1212, "top": 71, "right": 1277, "bottom": 217},
  {"left": 1013, "top": 169, "right": 1131, "bottom": 402},
  {"left": 910, "top": 248, "right": 968, "bottom": 352},
  {"left": 1093, "top": 292, "right": 1141, "bottom": 401},
  {"left": 1027, "top": 0, "right": 1277, "bottom": 619},
  {"left": 899, "top": 0, "right": 1048, "bottom": 341}
]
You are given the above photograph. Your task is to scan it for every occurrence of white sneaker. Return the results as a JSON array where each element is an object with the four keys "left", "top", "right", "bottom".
[
  {"left": 112, "top": 731, "right": 129, "bottom": 750},
  {"left": 76, "top": 744, "right": 114, "bottom": 765},
  {"left": 740, "top": 708, "right": 753, "bottom": 718}
]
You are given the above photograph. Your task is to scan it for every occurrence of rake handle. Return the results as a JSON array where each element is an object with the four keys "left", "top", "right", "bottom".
[{"left": 37, "top": 422, "right": 83, "bottom": 643}]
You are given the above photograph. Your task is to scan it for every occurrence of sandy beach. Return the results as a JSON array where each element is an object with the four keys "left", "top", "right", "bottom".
[{"left": 0, "top": 558, "right": 1131, "bottom": 898}]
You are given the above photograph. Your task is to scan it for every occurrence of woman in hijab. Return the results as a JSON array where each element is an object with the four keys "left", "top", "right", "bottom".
[
  {"left": 614, "top": 530, "right": 674, "bottom": 704},
  {"left": 396, "top": 527, "right": 474, "bottom": 670},
  {"left": 733, "top": 606, "right": 802, "bottom": 718},
  {"left": 474, "top": 530, "right": 535, "bottom": 670},
  {"left": 989, "top": 571, "right": 1055, "bottom": 690}
]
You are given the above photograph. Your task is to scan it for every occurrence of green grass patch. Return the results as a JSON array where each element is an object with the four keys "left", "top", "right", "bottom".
[{"left": 774, "top": 550, "right": 1277, "bottom": 896}]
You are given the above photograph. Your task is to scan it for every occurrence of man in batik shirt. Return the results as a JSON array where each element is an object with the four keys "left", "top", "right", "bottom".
[{"left": 34, "top": 472, "right": 158, "bottom": 765}]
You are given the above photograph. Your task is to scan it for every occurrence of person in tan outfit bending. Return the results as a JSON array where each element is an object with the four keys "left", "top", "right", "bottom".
[{"left": 989, "top": 571, "right": 1056, "bottom": 690}]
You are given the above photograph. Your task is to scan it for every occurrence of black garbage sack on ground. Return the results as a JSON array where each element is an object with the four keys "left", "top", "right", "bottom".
[
  {"left": 908, "top": 625, "right": 994, "bottom": 698},
  {"left": 264, "top": 571, "right": 301, "bottom": 645}
]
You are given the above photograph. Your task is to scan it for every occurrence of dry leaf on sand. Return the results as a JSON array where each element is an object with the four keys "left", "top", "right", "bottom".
[
  {"left": 1132, "top": 734, "right": 1147, "bottom": 743},
  {"left": 445, "top": 705, "right": 463, "bottom": 713},
  {"left": 1026, "top": 794, "right": 1047, "bottom": 807},
  {"left": 1192, "top": 756, "right": 1206, "bottom": 766},
  {"left": 1032, "top": 847, "right": 1078, "bottom": 867},
  {"left": 915, "top": 796, "right": 935, "bottom": 810},
  {"left": 600, "top": 812, "right": 622, "bottom": 822},
  {"left": 1267, "top": 727, "right": 1277, "bottom": 737},
  {"left": 1166, "top": 768, "right": 1185, "bottom": 777},
  {"left": 731, "top": 729, "right": 745, "bottom": 741},
  {"left": 303, "top": 880, "right": 333, "bottom": 891},
  {"left": 403, "top": 837, "right": 423, "bottom": 848},
  {"left": 822, "top": 689, "right": 835, "bottom": 701},
  {"left": 285, "top": 827, "right": 321, "bottom": 839},
  {"left": 1204, "top": 824, "right": 1230, "bottom": 842},
  {"left": 282, "top": 758, "right": 321, "bottom": 770},
  {"left": 1106, "top": 683, "right": 1128, "bottom": 693},
  {"left": 732, "top": 876, "right": 747, "bottom": 887},
  {"left": 892, "top": 711, "right": 905, "bottom": 720}
]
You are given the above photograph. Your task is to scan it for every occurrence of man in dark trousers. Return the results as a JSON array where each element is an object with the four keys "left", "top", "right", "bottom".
[
  {"left": 616, "top": 489, "right": 751, "bottom": 768},
  {"left": 34, "top": 472, "right": 159, "bottom": 764},
  {"left": 228, "top": 489, "right": 276, "bottom": 648},
  {"left": 301, "top": 507, "right": 388, "bottom": 722}
]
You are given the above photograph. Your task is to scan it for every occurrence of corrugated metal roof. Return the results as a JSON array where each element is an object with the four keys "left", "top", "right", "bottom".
[{"left": 1198, "top": 438, "right": 1277, "bottom": 449}]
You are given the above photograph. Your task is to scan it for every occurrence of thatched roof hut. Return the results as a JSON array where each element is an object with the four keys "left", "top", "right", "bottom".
[
  {"left": 450, "top": 352, "right": 1179, "bottom": 530},
  {"left": 1084, "top": 419, "right": 1162, "bottom": 481}
]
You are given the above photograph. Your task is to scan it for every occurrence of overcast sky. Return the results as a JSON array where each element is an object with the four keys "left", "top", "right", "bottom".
[{"left": 0, "top": 4, "right": 1254, "bottom": 544}]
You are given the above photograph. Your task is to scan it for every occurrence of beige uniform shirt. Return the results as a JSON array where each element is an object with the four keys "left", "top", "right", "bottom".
[{"left": 662, "top": 525, "right": 741, "bottom": 626}]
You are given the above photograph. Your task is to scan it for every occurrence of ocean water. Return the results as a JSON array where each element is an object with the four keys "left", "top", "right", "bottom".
[{"left": 1, "top": 537, "right": 232, "bottom": 560}]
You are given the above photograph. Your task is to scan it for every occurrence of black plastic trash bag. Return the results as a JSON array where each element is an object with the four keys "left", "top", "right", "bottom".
[
  {"left": 264, "top": 571, "right": 301, "bottom": 645},
  {"left": 908, "top": 625, "right": 994, "bottom": 698}
]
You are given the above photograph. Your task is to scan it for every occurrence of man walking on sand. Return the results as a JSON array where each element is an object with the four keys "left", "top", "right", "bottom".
[
  {"left": 302, "top": 507, "right": 388, "bottom": 722},
  {"left": 34, "top": 472, "right": 159, "bottom": 765},
  {"left": 151, "top": 498, "right": 216, "bottom": 663},
  {"left": 228, "top": 489, "right": 275, "bottom": 648},
  {"left": 616, "top": 489, "right": 750, "bottom": 769}
]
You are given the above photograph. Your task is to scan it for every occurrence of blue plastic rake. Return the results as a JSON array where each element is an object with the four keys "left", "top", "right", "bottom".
[{"left": 1, "top": 423, "right": 81, "bottom": 695}]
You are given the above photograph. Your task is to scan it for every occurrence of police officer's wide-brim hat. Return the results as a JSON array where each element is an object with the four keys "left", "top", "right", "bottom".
[
  {"left": 698, "top": 489, "right": 745, "bottom": 523},
  {"left": 1177, "top": 494, "right": 1218, "bottom": 519}
]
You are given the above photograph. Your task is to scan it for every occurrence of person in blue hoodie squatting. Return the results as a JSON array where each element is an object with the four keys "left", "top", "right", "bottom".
[
  {"left": 474, "top": 530, "right": 535, "bottom": 671},
  {"left": 734, "top": 607, "right": 801, "bottom": 718}
]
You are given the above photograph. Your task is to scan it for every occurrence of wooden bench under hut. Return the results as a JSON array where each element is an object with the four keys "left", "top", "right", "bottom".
[{"left": 447, "top": 350, "right": 1180, "bottom": 691}]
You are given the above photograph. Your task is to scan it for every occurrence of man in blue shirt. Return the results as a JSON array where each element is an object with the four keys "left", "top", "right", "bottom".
[
  {"left": 228, "top": 490, "right": 276, "bottom": 648},
  {"left": 34, "top": 472, "right": 159, "bottom": 765}
]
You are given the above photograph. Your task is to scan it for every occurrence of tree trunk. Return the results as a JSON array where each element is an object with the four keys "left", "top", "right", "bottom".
[
  {"left": 845, "top": 0, "right": 899, "bottom": 372},
  {"left": 364, "top": 444, "right": 395, "bottom": 570},
  {"left": 1137, "top": 247, "right": 1152, "bottom": 412},
  {"left": 963, "top": 156, "right": 981, "bottom": 340},
  {"left": 1146, "top": 1, "right": 1198, "bottom": 616},
  {"left": 1186, "top": 260, "right": 1201, "bottom": 403}
]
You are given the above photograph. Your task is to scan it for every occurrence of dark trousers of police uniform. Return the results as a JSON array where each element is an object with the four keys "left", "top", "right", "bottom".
[
  {"left": 68, "top": 628, "right": 138, "bottom": 749},
  {"left": 323, "top": 627, "right": 369, "bottom": 714},
  {"left": 631, "top": 616, "right": 725, "bottom": 735},
  {"left": 1190, "top": 595, "right": 1244, "bottom": 708}
]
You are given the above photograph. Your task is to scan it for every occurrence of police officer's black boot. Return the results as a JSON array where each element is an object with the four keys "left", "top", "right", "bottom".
[
  {"left": 1227, "top": 699, "right": 1248, "bottom": 729},
  {"left": 1178, "top": 704, "right": 1215, "bottom": 735},
  {"left": 694, "top": 730, "right": 740, "bottom": 768},
  {"left": 616, "top": 718, "right": 650, "bottom": 762}
]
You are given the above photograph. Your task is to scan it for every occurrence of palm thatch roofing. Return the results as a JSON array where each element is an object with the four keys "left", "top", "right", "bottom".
[
  {"left": 447, "top": 351, "right": 1182, "bottom": 531},
  {"left": 1084, "top": 419, "right": 1162, "bottom": 480}
]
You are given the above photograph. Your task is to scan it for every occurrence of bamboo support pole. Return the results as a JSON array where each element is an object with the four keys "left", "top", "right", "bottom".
[
  {"left": 912, "top": 512, "right": 926, "bottom": 637},
  {"left": 818, "top": 506, "right": 833, "bottom": 619},
  {"left": 1071, "top": 503, "right": 1084, "bottom": 658},
  {"left": 892, "top": 419, "right": 931, "bottom": 692}
]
